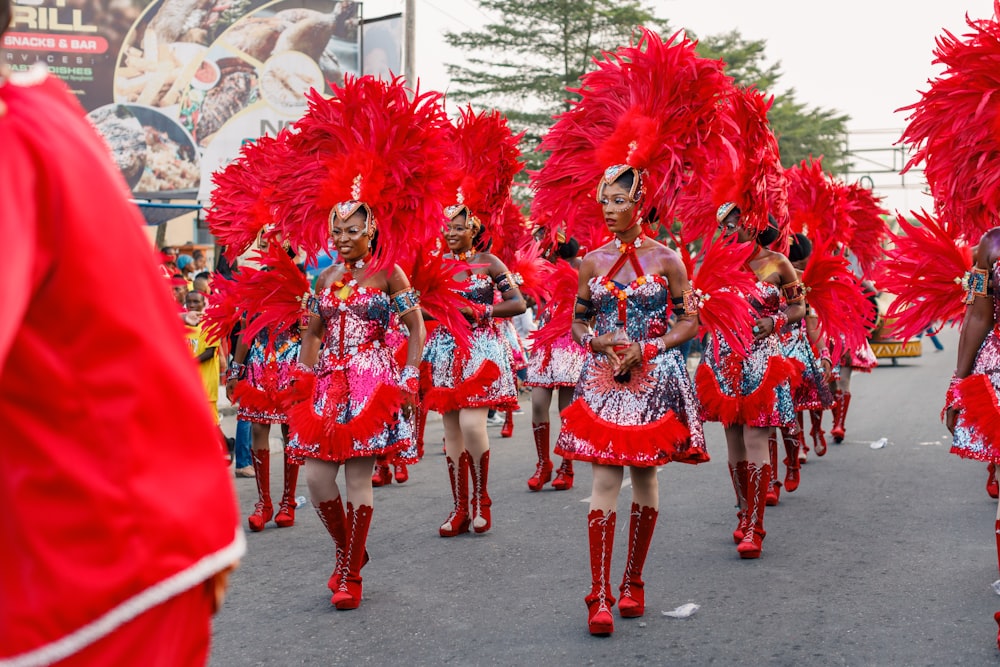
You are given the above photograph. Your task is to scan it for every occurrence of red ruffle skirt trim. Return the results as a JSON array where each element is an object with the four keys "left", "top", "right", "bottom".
[
  {"left": 421, "top": 359, "right": 515, "bottom": 413},
  {"left": 696, "top": 356, "right": 801, "bottom": 426},
  {"left": 952, "top": 374, "right": 1000, "bottom": 461},
  {"left": 233, "top": 381, "right": 291, "bottom": 422}
]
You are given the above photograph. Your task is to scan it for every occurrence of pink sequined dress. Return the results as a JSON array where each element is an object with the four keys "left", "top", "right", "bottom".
[
  {"left": 525, "top": 301, "right": 586, "bottom": 388},
  {"left": 235, "top": 326, "right": 300, "bottom": 424},
  {"left": 287, "top": 286, "right": 415, "bottom": 463},
  {"left": 696, "top": 282, "right": 799, "bottom": 427},
  {"left": 780, "top": 318, "right": 834, "bottom": 411},
  {"left": 421, "top": 273, "right": 519, "bottom": 412},
  {"left": 554, "top": 273, "right": 708, "bottom": 466}
]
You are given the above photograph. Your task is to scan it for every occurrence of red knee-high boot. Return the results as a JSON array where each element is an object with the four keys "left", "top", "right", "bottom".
[
  {"left": 831, "top": 390, "right": 847, "bottom": 443},
  {"left": 248, "top": 448, "right": 272, "bottom": 532},
  {"left": 527, "top": 422, "right": 554, "bottom": 491},
  {"left": 552, "top": 458, "right": 575, "bottom": 490},
  {"left": 737, "top": 462, "right": 770, "bottom": 559},
  {"left": 470, "top": 450, "right": 492, "bottom": 533},
  {"left": 315, "top": 497, "right": 346, "bottom": 591},
  {"left": 729, "top": 461, "right": 748, "bottom": 544},
  {"left": 766, "top": 431, "right": 781, "bottom": 506},
  {"left": 415, "top": 406, "right": 427, "bottom": 460},
  {"left": 501, "top": 409, "right": 514, "bottom": 438},
  {"left": 274, "top": 454, "right": 301, "bottom": 527},
  {"left": 809, "top": 409, "right": 828, "bottom": 456},
  {"left": 440, "top": 452, "right": 471, "bottom": 537},
  {"left": 393, "top": 454, "right": 409, "bottom": 484},
  {"left": 781, "top": 428, "right": 801, "bottom": 493},
  {"left": 618, "top": 503, "right": 658, "bottom": 618},
  {"left": 988, "top": 463, "right": 999, "bottom": 499},
  {"left": 586, "top": 509, "right": 616, "bottom": 636},
  {"left": 371, "top": 454, "right": 392, "bottom": 487},
  {"left": 331, "top": 502, "right": 373, "bottom": 610}
]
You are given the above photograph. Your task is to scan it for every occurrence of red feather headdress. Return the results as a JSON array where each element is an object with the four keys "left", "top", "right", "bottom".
[
  {"left": 840, "top": 181, "right": 889, "bottom": 279},
  {"left": 397, "top": 239, "right": 476, "bottom": 347},
  {"left": 274, "top": 75, "right": 453, "bottom": 269},
  {"left": 878, "top": 210, "right": 972, "bottom": 340},
  {"left": 784, "top": 157, "right": 848, "bottom": 247},
  {"left": 899, "top": 1, "right": 1000, "bottom": 243},
  {"left": 529, "top": 258, "right": 581, "bottom": 350},
  {"left": 444, "top": 107, "right": 524, "bottom": 239},
  {"left": 208, "top": 130, "right": 296, "bottom": 261},
  {"left": 530, "top": 28, "right": 736, "bottom": 247},
  {"left": 676, "top": 86, "right": 786, "bottom": 243}
]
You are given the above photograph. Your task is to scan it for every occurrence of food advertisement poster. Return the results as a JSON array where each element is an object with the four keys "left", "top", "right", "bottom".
[{"left": 4, "top": 0, "right": 361, "bottom": 200}]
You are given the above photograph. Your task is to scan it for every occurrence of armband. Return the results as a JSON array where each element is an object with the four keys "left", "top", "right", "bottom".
[
  {"left": 295, "top": 361, "right": 315, "bottom": 375},
  {"left": 306, "top": 294, "right": 320, "bottom": 316},
  {"left": 963, "top": 266, "right": 992, "bottom": 305},
  {"left": 671, "top": 288, "right": 699, "bottom": 321},
  {"left": 782, "top": 280, "right": 805, "bottom": 304},
  {"left": 390, "top": 287, "right": 421, "bottom": 316},
  {"left": 494, "top": 271, "right": 517, "bottom": 293},
  {"left": 770, "top": 311, "right": 788, "bottom": 332},
  {"left": 575, "top": 297, "right": 596, "bottom": 320},
  {"left": 642, "top": 336, "right": 667, "bottom": 361},
  {"left": 943, "top": 373, "right": 963, "bottom": 418}
]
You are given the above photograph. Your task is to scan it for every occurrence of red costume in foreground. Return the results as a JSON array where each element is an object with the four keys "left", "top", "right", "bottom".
[{"left": 0, "top": 69, "right": 243, "bottom": 666}]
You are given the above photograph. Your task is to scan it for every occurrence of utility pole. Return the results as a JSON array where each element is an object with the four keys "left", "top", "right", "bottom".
[{"left": 404, "top": 0, "right": 415, "bottom": 85}]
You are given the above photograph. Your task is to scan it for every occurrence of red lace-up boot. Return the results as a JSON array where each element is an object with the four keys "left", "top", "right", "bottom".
[
  {"left": 470, "top": 450, "right": 492, "bottom": 533},
  {"left": 527, "top": 422, "right": 554, "bottom": 491},
  {"left": 766, "top": 431, "right": 781, "bottom": 506},
  {"left": 393, "top": 456, "right": 409, "bottom": 484},
  {"left": 315, "top": 497, "right": 347, "bottom": 592},
  {"left": 439, "top": 452, "right": 471, "bottom": 537},
  {"left": 809, "top": 409, "right": 828, "bottom": 455},
  {"left": 247, "top": 448, "right": 272, "bottom": 532},
  {"left": 737, "top": 462, "right": 771, "bottom": 559},
  {"left": 501, "top": 409, "right": 514, "bottom": 438},
  {"left": 585, "top": 509, "right": 616, "bottom": 636},
  {"left": 988, "top": 463, "right": 999, "bottom": 499},
  {"left": 331, "top": 502, "right": 373, "bottom": 610},
  {"left": 371, "top": 455, "right": 392, "bottom": 487},
  {"left": 552, "top": 459, "right": 575, "bottom": 490},
  {"left": 730, "top": 461, "right": 748, "bottom": 544},
  {"left": 618, "top": 503, "right": 658, "bottom": 618},
  {"left": 831, "top": 390, "right": 847, "bottom": 443},
  {"left": 415, "top": 407, "right": 427, "bottom": 459},
  {"left": 274, "top": 454, "right": 300, "bottom": 527},
  {"left": 780, "top": 428, "right": 801, "bottom": 493}
]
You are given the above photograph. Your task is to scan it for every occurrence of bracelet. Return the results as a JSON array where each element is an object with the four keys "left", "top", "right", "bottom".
[
  {"left": 226, "top": 363, "right": 245, "bottom": 382},
  {"left": 771, "top": 311, "right": 788, "bottom": 332},
  {"left": 580, "top": 333, "right": 595, "bottom": 351},
  {"left": 400, "top": 365, "right": 420, "bottom": 394},
  {"left": 294, "top": 361, "right": 315, "bottom": 375}
]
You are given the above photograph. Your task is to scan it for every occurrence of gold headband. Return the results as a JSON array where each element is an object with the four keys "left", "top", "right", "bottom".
[
  {"left": 445, "top": 204, "right": 482, "bottom": 231},
  {"left": 596, "top": 164, "right": 644, "bottom": 211},
  {"left": 329, "top": 200, "right": 376, "bottom": 236}
]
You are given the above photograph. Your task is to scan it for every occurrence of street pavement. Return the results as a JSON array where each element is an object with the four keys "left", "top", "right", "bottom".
[{"left": 209, "top": 327, "right": 999, "bottom": 666}]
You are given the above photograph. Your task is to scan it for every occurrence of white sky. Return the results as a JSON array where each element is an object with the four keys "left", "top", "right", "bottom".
[{"left": 364, "top": 0, "right": 999, "bottom": 214}]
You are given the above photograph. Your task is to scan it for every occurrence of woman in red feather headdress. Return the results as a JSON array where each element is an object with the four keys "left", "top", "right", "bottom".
[
  {"left": 267, "top": 75, "right": 449, "bottom": 610},
  {"left": 898, "top": 0, "right": 1000, "bottom": 648},
  {"left": 421, "top": 107, "right": 527, "bottom": 538},
  {"left": 524, "top": 234, "right": 588, "bottom": 492},
  {"left": 532, "top": 29, "right": 723, "bottom": 636}
]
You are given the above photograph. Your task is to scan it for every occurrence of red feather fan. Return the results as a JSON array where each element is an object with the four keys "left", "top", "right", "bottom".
[
  {"left": 489, "top": 200, "right": 534, "bottom": 265},
  {"left": 840, "top": 181, "right": 889, "bottom": 279},
  {"left": 690, "top": 238, "right": 761, "bottom": 358},
  {"left": 676, "top": 86, "right": 785, "bottom": 243},
  {"left": 231, "top": 246, "right": 312, "bottom": 345},
  {"left": 878, "top": 210, "right": 972, "bottom": 340},
  {"left": 784, "top": 157, "right": 849, "bottom": 247},
  {"left": 898, "top": 1, "right": 1000, "bottom": 243},
  {"left": 504, "top": 239, "right": 554, "bottom": 308},
  {"left": 800, "top": 237, "right": 875, "bottom": 362},
  {"left": 530, "top": 28, "right": 737, "bottom": 248},
  {"left": 273, "top": 76, "right": 453, "bottom": 268},
  {"left": 529, "top": 259, "right": 580, "bottom": 350},
  {"left": 398, "top": 241, "right": 476, "bottom": 348},
  {"left": 202, "top": 271, "right": 245, "bottom": 345}
]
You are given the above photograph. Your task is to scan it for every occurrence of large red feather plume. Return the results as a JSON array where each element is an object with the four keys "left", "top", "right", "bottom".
[
  {"left": 784, "top": 157, "right": 848, "bottom": 247},
  {"left": 274, "top": 76, "right": 453, "bottom": 268},
  {"left": 676, "top": 86, "right": 785, "bottom": 243},
  {"left": 899, "top": 1, "right": 1000, "bottom": 242},
  {"left": 840, "top": 181, "right": 889, "bottom": 279},
  {"left": 488, "top": 200, "right": 534, "bottom": 266},
  {"left": 504, "top": 238, "right": 554, "bottom": 308},
  {"left": 398, "top": 240, "right": 475, "bottom": 347},
  {"left": 690, "top": 238, "right": 760, "bottom": 357},
  {"left": 529, "top": 259, "right": 580, "bottom": 350},
  {"left": 800, "top": 237, "right": 875, "bottom": 361},
  {"left": 231, "top": 246, "right": 312, "bottom": 344},
  {"left": 878, "top": 210, "right": 972, "bottom": 340},
  {"left": 202, "top": 272, "right": 245, "bottom": 345},
  {"left": 530, "top": 28, "right": 736, "bottom": 247},
  {"left": 207, "top": 130, "right": 296, "bottom": 261}
]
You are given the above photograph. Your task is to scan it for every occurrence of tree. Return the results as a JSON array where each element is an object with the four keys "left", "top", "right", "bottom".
[
  {"left": 444, "top": 0, "right": 667, "bottom": 175},
  {"left": 694, "top": 30, "right": 851, "bottom": 173}
]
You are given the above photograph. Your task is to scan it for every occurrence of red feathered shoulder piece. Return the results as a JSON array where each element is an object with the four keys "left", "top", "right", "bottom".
[
  {"left": 398, "top": 240, "right": 475, "bottom": 347},
  {"left": 275, "top": 76, "right": 453, "bottom": 269},
  {"left": 530, "top": 28, "right": 736, "bottom": 248},
  {"left": 530, "top": 258, "right": 580, "bottom": 350},
  {"left": 899, "top": 2, "right": 1000, "bottom": 243},
  {"left": 878, "top": 210, "right": 972, "bottom": 340},
  {"left": 800, "top": 237, "right": 874, "bottom": 361},
  {"left": 504, "top": 238, "right": 554, "bottom": 310},
  {"left": 690, "top": 238, "right": 760, "bottom": 358},
  {"left": 785, "top": 157, "right": 849, "bottom": 248},
  {"left": 231, "top": 246, "right": 311, "bottom": 344}
]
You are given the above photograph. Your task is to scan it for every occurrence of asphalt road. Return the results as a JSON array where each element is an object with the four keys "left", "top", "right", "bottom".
[{"left": 210, "top": 327, "right": 999, "bottom": 666}]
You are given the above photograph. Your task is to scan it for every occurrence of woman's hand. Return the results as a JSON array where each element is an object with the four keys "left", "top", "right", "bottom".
[
  {"left": 225, "top": 378, "right": 237, "bottom": 402},
  {"left": 820, "top": 358, "right": 833, "bottom": 383},
  {"left": 614, "top": 342, "right": 644, "bottom": 378},
  {"left": 590, "top": 332, "right": 622, "bottom": 368},
  {"left": 753, "top": 316, "right": 774, "bottom": 342},
  {"left": 946, "top": 406, "right": 959, "bottom": 435}
]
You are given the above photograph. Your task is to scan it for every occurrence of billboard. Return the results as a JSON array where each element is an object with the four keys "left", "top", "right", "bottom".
[
  {"left": 361, "top": 12, "right": 401, "bottom": 80},
  {"left": 4, "top": 0, "right": 361, "bottom": 200}
]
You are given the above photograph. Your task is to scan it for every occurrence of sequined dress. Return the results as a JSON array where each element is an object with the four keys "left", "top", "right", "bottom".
[
  {"left": 951, "top": 261, "right": 1000, "bottom": 461},
  {"left": 288, "top": 286, "right": 415, "bottom": 463},
  {"left": 697, "top": 282, "right": 798, "bottom": 427},
  {"left": 781, "top": 318, "right": 834, "bottom": 411},
  {"left": 235, "top": 325, "right": 300, "bottom": 424},
  {"left": 421, "top": 273, "right": 518, "bottom": 412},
  {"left": 525, "top": 301, "right": 586, "bottom": 388},
  {"left": 554, "top": 274, "right": 707, "bottom": 466}
]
